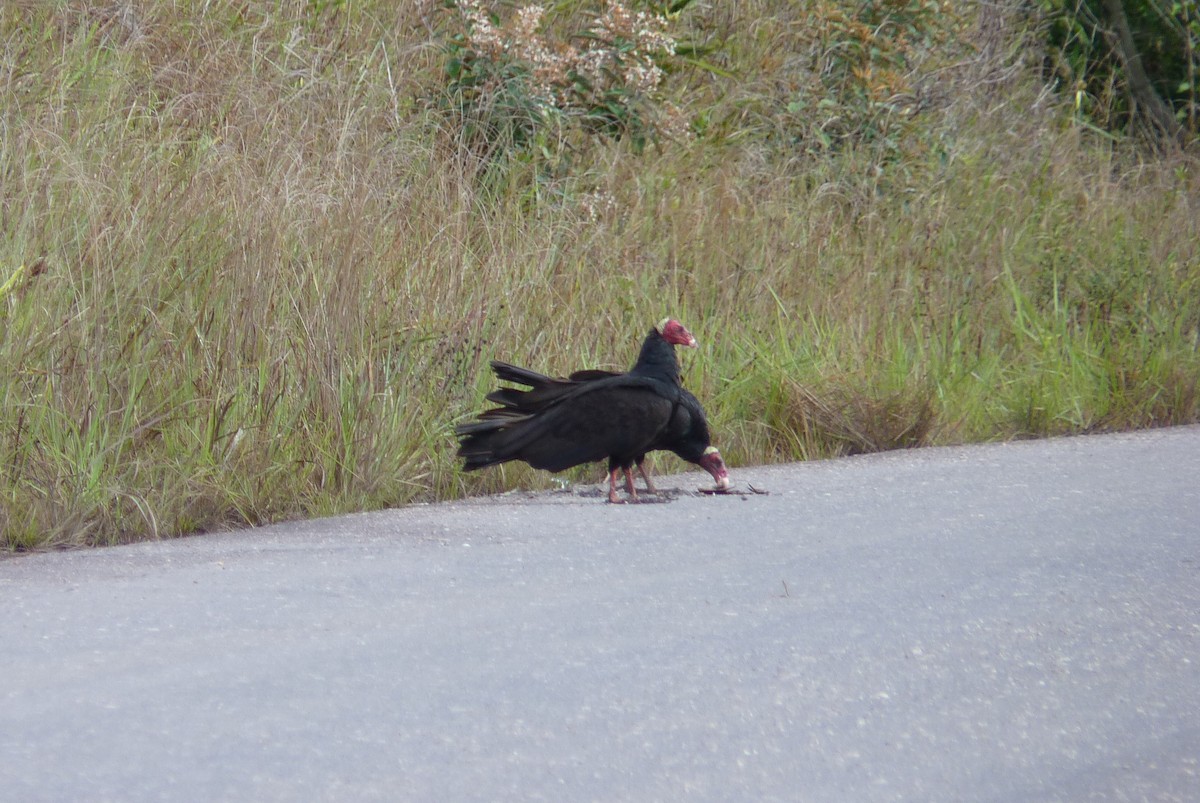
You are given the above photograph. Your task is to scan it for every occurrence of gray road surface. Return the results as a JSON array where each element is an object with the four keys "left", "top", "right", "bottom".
[{"left": 3, "top": 427, "right": 1199, "bottom": 801}]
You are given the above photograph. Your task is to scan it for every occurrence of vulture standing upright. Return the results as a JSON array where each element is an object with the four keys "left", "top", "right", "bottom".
[{"left": 456, "top": 319, "right": 730, "bottom": 502}]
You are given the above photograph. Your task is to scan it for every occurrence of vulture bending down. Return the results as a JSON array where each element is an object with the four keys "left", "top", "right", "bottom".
[{"left": 456, "top": 319, "right": 730, "bottom": 502}]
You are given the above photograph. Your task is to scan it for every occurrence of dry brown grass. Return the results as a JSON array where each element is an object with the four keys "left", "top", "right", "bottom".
[{"left": 1, "top": 1, "right": 1197, "bottom": 547}]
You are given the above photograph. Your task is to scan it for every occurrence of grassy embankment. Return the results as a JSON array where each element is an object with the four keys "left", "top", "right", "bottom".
[{"left": 2, "top": 2, "right": 1197, "bottom": 548}]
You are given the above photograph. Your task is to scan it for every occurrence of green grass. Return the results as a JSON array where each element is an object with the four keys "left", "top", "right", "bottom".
[{"left": 2, "top": 2, "right": 1198, "bottom": 548}]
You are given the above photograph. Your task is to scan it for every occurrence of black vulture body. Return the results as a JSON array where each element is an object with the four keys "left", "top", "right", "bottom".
[{"left": 456, "top": 323, "right": 729, "bottom": 502}]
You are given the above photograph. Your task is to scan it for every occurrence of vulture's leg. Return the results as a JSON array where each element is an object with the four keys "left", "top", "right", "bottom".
[
  {"left": 607, "top": 469, "right": 625, "bottom": 504},
  {"left": 622, "top": 467, "right": 640, "bottom": 502},
  {"left": 636, "top": 459, "right": 658, "bottom": 494}
]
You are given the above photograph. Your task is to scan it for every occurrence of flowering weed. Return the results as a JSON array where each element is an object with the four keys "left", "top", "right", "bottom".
[{"left": 441, "top": 1, "right": 686, "bottom": 162}]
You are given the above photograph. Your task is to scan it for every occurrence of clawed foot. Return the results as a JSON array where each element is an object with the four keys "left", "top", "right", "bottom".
[{"left": 609, "top": 489, "right": 658, "bottom": 504}]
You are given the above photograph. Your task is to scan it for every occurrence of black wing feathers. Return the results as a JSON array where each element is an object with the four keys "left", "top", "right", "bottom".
[
  {"left": 455, "top": 324, "right": 717, "bottom": 482},
  {"left": 455, "top": 375, "right": 680, "bottom": 473}
]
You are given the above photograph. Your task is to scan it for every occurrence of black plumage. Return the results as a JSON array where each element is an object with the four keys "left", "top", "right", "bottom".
[{"left": 456, "top": 320, "right": 730, "bottom": 502}]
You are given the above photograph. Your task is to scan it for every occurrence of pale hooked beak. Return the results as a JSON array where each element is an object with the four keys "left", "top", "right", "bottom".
[{"left": 700, "top": 446, "right": 730, "bottom": 489}]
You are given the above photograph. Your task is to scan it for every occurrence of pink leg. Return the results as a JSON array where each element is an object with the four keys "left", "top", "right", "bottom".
[
  {"left": 607, "top": 469, "right": 624, "bottom": 504},
  {"left": 623, "top": 467, "right": 640, "bottom": 502},
  {"left": 636, "top": 460, "right": 658, "bottom": 494}
]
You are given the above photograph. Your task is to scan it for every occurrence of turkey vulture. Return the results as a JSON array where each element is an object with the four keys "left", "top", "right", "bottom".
[
  {"left": 481, "top": 319, "right": 695, "bottom": 494},
  {"left": 468, "top": 317, "right": 706, "bottom": 495},
  {"left": 456, "top": 320, "right": 730, "bottom": 502}
]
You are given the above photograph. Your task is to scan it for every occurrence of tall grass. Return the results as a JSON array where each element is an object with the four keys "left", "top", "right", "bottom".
[{"left": 2, "top": 2, "right": 1197, "bottom": 547}]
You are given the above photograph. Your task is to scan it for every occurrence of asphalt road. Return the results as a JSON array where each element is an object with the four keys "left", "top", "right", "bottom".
[{"left": 3, "top": 427, "right": 1199, "bottom": 802}]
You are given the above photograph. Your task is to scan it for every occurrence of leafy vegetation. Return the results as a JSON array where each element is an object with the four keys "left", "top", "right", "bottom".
[
  {"left": 443, "top": 0, "right": 685, "bottom": 159},
  {"left": 1042, "top": 0, "right": 1200, "bottom": 139},
  {"left": 1, "top": 1, "right": 1197, "bottom": 548}
]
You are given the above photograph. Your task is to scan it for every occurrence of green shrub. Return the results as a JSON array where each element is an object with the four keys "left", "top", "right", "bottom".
[{"left": 1041, "top": 0, "right": 1199, "bottom": 141}]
